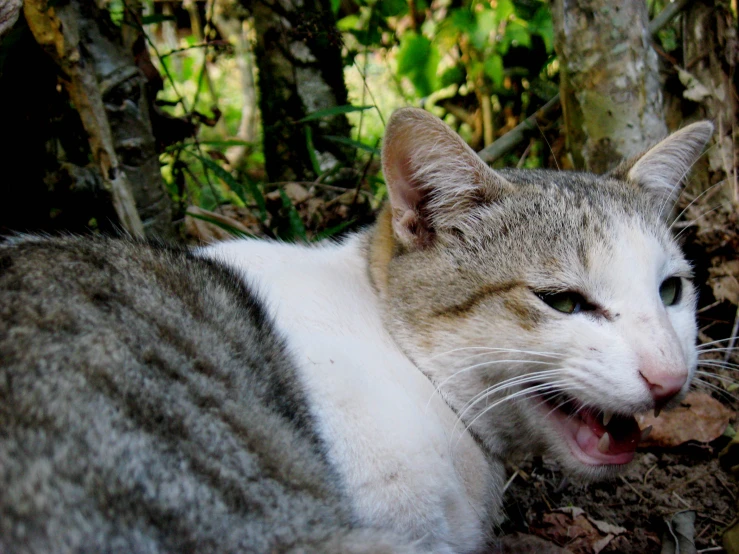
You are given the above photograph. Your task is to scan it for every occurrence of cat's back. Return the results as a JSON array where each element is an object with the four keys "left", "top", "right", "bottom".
[{"left": 0, "top": 236, "right": 412, "bottom": 554}]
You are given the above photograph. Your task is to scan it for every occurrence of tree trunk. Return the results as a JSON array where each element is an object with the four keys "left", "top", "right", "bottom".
[
  {"left": 23, "top": 0, "right": 174, "bottom": 239},
  {"left": 672, "top": 0, "right": 737, "bottom": 201},
  {"left": 249, "top": 0, "right": 353, "bottom": 184},
  {"left": 552, "top": 0, "right": 667, "bottom": 172}
]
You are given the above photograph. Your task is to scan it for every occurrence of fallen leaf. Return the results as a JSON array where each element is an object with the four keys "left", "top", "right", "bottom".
[
  {"left": 708, "top": 259, "right": 739, "bottom": 306},
  {"left": 530, "top": 507, "right": 626, "bottom": 554},
  {"left": 637, "top": 392, "right": 734, "bottom": 447},
  {"left": 661, "top": 510, "right": 697, "bottom": 554}
]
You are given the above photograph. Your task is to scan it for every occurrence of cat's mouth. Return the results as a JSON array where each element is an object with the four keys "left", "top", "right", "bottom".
[{"left": 534, "top": 390, "right": 644, "bottom": 466}]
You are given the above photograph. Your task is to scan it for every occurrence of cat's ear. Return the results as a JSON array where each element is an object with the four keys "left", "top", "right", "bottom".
[
  {"left": 611, "top": 121, "right": 713, "bottom": 215},
  {"left": 382, "top": 108, "right": 512, "bottom": 248}
]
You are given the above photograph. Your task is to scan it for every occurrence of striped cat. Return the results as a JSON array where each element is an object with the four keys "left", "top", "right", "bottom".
[{"left": 1, "top": 108, "right": 712, "bottom": 553}]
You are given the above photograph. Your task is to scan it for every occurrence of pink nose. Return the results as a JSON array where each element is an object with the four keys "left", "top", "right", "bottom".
[{"left": 640, "top": 370, "right": 687, "bottom": 405}]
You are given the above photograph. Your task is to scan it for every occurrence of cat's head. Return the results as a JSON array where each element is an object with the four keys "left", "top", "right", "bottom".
[{"left": 371, "top": 107, "right": 712, "bottom": 480}]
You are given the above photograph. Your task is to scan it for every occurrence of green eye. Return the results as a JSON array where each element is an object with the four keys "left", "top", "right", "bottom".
[
  {"left": 660, "top": 277, "right": 682, "bottom": 306},
  {"left": 537, "top": 291, "right": 588, "bottom": 314}
]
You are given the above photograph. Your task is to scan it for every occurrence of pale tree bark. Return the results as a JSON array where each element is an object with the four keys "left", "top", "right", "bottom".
[
  {"left": 672, "top": 0, "right": 737, "bottom": 202},
  {"left": 552, "top": 0, "right": 668, "bottom": 172},
  {"left": 0, "top": 0, "right": 21, "bottom": 40},
  {"left": 211, "top": 3, "right": 260, "bottom": 166},
  {"left": 248, "top": 0, "right": 353, "bottom": 184},
  {"left": 23, "top": 0, "right": 174, "bottom": 239}
]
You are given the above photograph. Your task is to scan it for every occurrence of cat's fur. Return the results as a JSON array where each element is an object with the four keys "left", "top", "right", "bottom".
[
  {"left": 0, "top": 109, "right": 713, "bottom": 553},
  {"left": 0, "top": 238, "right": 414, "bottom": 553}
]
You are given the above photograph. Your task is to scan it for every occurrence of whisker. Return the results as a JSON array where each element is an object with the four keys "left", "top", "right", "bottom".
[
  {"left": 674, "top": 204, "right": 724, "bottom": 241},
  {"left": 455, "top": 380, "right": 587, "bottom": 447},
  {"left": 693, "top": 377, "right": 737, "bottom": 401},
  {"left": 426, "top": 359, "right": 560, "bottom": 408},
  {"left": 697, "top": 336, "right": 739, "bottom": 348},
  {"left": 696, "top": 370, "right": 738, "bottom": 386},
  {"left": 453, "top": 369, "right": 570, "bottom": 421},
  {"left": 668, "top": 178, "right": 728, "bottom": 230},
  {"left": 427, "top": 346, "right": 561, "bottom": 361},
  {"left": 697, "top": 360, "right": 739, "bottom": 371}
]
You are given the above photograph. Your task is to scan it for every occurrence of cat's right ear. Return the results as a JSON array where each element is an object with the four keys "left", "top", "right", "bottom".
[
  {"left": 382, "top": 108, "right": 512, "bottom": 249},
  {"left": 610, "top": 121, "right": 714, "bottom": 216}
]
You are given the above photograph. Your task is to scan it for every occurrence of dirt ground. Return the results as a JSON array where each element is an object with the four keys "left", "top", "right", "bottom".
[{"left": 499, "top": 430, "right": 738, "bottom": 552}]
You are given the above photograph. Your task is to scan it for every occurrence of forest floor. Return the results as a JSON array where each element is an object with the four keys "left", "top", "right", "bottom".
[{"left": 498, "top": 391, "right": 738, "bottom": 553}]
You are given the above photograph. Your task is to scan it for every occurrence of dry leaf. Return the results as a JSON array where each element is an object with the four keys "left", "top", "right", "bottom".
[
  {"left": 708, "top": 259, "right": 739, "bottom": 306},
  {"left": 637, "top": 391, "right": 734, "bottom": 447},
  {"left": 530, "top": 507, "right": 626, "bottom": 554}
]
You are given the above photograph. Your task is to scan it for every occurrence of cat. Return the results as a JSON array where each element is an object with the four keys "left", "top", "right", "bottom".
[{"left": 0, "top": 108, "right": 712, "bottom": 553}]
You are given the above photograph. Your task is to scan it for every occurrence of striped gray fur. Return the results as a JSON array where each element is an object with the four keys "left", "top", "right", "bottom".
[{"left": 0, "top": 236, "right": 414, "bottom": 554}]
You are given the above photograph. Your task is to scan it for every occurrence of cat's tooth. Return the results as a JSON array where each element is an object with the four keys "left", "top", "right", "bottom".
[
  {"left": 640, "top": 425, "right": 653, "bottom": 442},
  {"left": 597, "top": 432, "right": 610, "bottom": 454},
  {"left": 654, "top": 407, "right": 662, "bottom": 418},
  {"left": 602, "top": 410, "right": 613, "bottom": 426}
]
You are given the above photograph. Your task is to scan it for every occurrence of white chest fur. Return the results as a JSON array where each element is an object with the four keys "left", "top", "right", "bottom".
[{"left": 201, "top": 235, "right": 500, "bottom": 553}]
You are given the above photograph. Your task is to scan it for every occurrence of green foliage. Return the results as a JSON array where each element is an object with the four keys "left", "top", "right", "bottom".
[
  {"left": 297, "top": 104, "right": 375, "bottom": 123},
  {"left": 145, "top": 0, "right": 559, "bottom": 244},
  {"left": 396, "top": 32, "right": 439, "bottom": 97}
]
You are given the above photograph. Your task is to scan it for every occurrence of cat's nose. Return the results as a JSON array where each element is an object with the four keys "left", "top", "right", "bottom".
[{"left": 639, "top": 368, "right": 687, "bottom": 405}]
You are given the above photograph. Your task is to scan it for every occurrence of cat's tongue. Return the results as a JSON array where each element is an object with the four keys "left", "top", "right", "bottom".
[{"left": 552, "top": 405, "right": 642, "bottom": 465}]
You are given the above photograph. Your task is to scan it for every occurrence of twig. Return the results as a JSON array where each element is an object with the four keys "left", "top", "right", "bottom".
[
  {"left": 620, "top": 475, "right": 650, "bottom": 504},
  {"left": 477, "top": 94, "right": 561, "bottom": 163},
  {"left": 161, "top": 40, "right": 230, "bottom": 59},
  {"left": 648, "top": 0, "right": 692, "bottom": 35},
  {"left": 502, "top": 470, "right": 519, "bottom": 494},
  {"left": 672, "top": 491, "right": 692, "bottom": 509}
]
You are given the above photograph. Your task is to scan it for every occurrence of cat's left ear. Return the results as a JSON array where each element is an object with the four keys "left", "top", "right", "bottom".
[
  {"left": 610, "top": 121, "right": 713, "bottom": 216},
  {"left": 382, "top": 108, "right": 513, "bottom": 249}
]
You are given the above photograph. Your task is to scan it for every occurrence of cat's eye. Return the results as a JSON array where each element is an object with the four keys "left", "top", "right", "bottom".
[
  {"left": 659, "top": 277, "right": 682, "bottom": 306},
  {"left": 536, "top": 291, "right": 591, "bottom": 314}
]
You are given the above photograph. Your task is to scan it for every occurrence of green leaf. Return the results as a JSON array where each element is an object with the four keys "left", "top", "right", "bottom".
[
  {"left": 141, "top": 14, "right": 177, "bottom": 25},
  {"left": 324, "top": 135, "right": 381, "bottom": 155},
  {"left": 193, "top": 155, "right": 249, "bottom": 204},
  {"left": 396, "top": 32, "right": 440, "bottom": 97},
  {"left": 472, "top": 9, "right": 497, "bottom": 50},
  {"left": 495, "top": 0, "right": 515, "bottom": 22},
  {"left": 484, "top": 54, "right": 504, "bottom": 88},
  {"left": 376, "top": 0, "right": 408, "bottom": 17},
  {"left": 195, "top": 139, "right": 254, "bottom": 147},
  {"left": 530, "top": 6, "right": 554, "bottom": 54},
  {"left": 187, "top": 211, "right": 255, "bottom": 239},
  {"left": 279, "top": 188, "right": 307, "bottom": 242},
  {"left": 440, "top": 65, "right": 465, "bottom": 88},
  {"left": 330, "top": 0, "right": 341, "bottom": 15},
  {"left": 503, "top": 19, "right": 532, "bottom": 50},
  {"left": 246, "top": 179, "right": 268, "bottom": 222},
  {"left": 450, "top": 8, "right": 475, "bottom": 34},
  {"left": 298, "top": 104, "right": 374, "bottom": 123},
  {"left": 303, "top": 125, "right": 322, "bottom": 177},
  {"left": 336, "top": 14, "right": 360, "bottom": 31},
  {"left": 313, "top": 219, "right": 356, "bottom": 242}
]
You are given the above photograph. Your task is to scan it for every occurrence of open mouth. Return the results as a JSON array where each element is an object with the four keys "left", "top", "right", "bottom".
[{"left": 534, "top": 390, "right": 645, "bottom": 466}]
